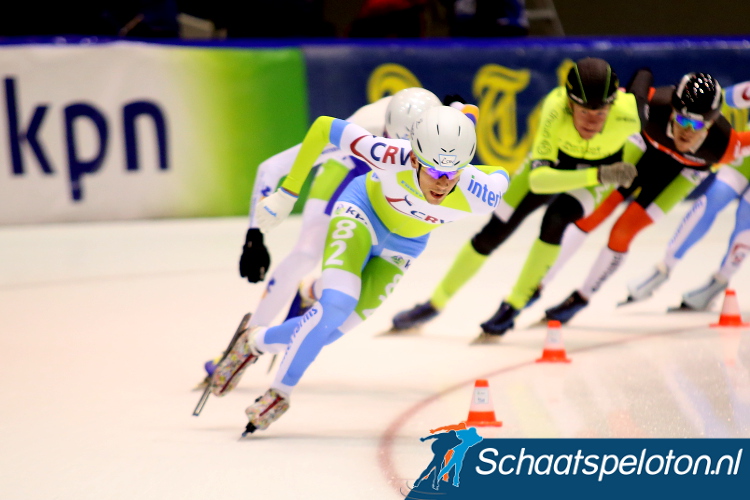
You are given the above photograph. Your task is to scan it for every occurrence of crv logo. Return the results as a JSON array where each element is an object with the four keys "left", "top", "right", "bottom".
[{"left": 4, "top": 77, "right": 169, "bottom": 201}]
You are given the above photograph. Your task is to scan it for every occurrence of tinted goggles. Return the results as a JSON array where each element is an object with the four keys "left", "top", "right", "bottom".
[
  {"left": 674, "top": 113, "right": 710, "bottom": 131},
  {"left": 420, "top": 162, "right": 463, "bottom": 180}
]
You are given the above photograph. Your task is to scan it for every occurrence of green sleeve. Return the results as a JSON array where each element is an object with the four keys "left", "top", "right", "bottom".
[
  {"left": 528, "top": 166, "right": 599, "bottom": 194},
  {"left": 280, "top": 116, "right": 336, "bottom": 196},
  {"left": 623, "top": 140, "right": 645, "bottom": 164}
]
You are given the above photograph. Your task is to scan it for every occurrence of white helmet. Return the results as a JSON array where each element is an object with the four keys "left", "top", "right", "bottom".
[
  {"left": 410, "top": 106, "right": 477, "bottom": 171},
  {"left": 385, "top": 88, "right": 441, "bottom": 140}
]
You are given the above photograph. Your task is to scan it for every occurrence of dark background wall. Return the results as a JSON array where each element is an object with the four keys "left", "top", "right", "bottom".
[
  {"left": 553, "top": 0, "right": 750, "bottom": 36},
  {"left": 1, "top": 0, "right": 747, "bottom": 39},
  {"left": 321, "top": 0, "right": 750, "bottom": 38}
]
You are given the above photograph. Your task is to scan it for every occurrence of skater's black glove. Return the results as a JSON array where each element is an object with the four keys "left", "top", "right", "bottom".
[{"left": 239, "top": 228, "right": 270, "bottom": 283}]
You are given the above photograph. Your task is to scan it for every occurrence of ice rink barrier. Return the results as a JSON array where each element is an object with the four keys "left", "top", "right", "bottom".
[{"left": 0, "top": 37, "right": 748, "bottom": 224}]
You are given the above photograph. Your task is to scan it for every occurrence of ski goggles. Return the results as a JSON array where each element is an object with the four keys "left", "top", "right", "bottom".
[
  {"left": 674, "top": 113, "right": 710, "bottom": 131},
  {"left": 419, "top": 162, "right": 464, "bottom": 180}
]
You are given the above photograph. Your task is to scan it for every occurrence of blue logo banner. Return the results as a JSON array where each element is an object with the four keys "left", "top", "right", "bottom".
[
  {"left": 303, "top": 37, "right": 750, "bottom": 177},
  {"left": 407, "top": 437, "right": 748, "bottom": 499}
]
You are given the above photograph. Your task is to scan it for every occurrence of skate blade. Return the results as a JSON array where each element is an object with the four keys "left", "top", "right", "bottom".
[
  {"left": 470, "top": 332, "right": 504, "bottom": 345},
  {"left": 617, "top": 296, "right": 637, "bottom": 307},
  {"left": 667, "top": 304, "right": 700, "bottom": 313},
  {"left": 266, "top": 354, "right": 278, "bottom": 374},
  {"left": 376, "top": 326, "right": 422, "bottom": 337},
  {"left": 193, "top": 376, "right": 210, "bottom": 391},
  {"left": 192, "top": 312, "right": 252, "bottom": 416},
  {"left": 240, "top": 422, "right": 257, "bottom": 439},
  {"left": 529, "top": 317, "right": 548, "bottom": 328}
]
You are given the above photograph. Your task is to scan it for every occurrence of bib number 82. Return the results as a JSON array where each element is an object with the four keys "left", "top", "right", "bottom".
[{"left": 324, "top": 219, "right": 358, "bottom": 267}]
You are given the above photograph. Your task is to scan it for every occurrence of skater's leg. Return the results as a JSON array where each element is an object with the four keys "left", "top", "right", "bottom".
[{"left": 250, "top": 158, "right": 351, "bottom": 327}]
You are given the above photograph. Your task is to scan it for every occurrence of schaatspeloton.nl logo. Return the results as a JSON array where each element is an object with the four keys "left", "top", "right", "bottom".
[{"left": 404, "top": 380, "right": 747, "bottom": 499}]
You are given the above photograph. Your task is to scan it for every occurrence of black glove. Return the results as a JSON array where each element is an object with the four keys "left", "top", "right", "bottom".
[{"left": 239, "top": 228, "right": 270, "bottom": 283}]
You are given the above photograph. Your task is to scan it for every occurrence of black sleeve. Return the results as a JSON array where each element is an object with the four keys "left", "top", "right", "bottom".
[{"left": 625, "top": 68, "right": 654, "bottom": 129}]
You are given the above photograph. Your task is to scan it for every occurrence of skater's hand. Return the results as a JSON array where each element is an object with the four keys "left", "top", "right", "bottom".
[
  {"left": 597, "top": 162, "right": 637, "bottom": 188},
  {"left": 256, "top": 188, "right": 297, "bottom": 234},
  {"left": 239, "top": 228, "right": 270, "bottom": 283}
]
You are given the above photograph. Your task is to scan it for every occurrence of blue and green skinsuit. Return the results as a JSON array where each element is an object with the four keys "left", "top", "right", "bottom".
[{"left": 254, "top": 115, "right": 510, "bottom": 396}]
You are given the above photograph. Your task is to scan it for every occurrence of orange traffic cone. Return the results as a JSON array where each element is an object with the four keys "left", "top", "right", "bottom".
[
  {"left": 710, "top": 289, "right": 749, "bottom": 327},
  {"left": 536, "top": 320, "right": 572, "bottom": 363},
  {"left": 462, "top": 379, "right": 503, "bottom": 427}
]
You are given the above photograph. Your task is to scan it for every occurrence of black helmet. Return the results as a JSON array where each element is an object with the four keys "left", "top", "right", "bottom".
[
  {"left": 566, "top": 57, "right": 619, "bottom": 109},
  {"left": 671, "top": 73, "right": 723, "bottom": 121}
]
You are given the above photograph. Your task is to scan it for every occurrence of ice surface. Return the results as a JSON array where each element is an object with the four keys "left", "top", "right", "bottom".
[{"left": 1, "top": 202, "right": 748, "bottom": 499}]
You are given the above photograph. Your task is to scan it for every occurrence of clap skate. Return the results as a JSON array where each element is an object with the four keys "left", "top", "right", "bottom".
[
  {"left": 242, "top": 389, "right": 290, "bottom": 435},
  {"left": 544, "top": 291, "right": 588, "bottom": 324},
  {"left": 194, "top": 356, "right": 221, "bottom": 390},
  {"left": 210, "top": 326, "right": 264, "bottom": 397},
  {"left": 619, "top": 264, "right": 669, "bottom": 306},
  {"left": 388, "top": 301, "right": 440, "bottom": 333},
  {"left": 193, "top": 313, "right": 252, "bottom": 416},
  {"left": 470, "top": 302, "right": 518, "bottom": 343},
  {"left": 668, "top": 274, "right": 728, "bottom": 312}
]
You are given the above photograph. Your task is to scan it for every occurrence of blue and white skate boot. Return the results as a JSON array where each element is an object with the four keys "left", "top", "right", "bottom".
[
  {"left": 391, "top": 301, "right": 440, "bottom": 331},
  {"left": 623, "top": 263, "right": 669, "bottom": 305},
  {"left": 545, "top": 291, "right": 588, "bottom": 324},
  {"left": 243, "top": 388, "right": 290, "bottom": 435},
  {"left": 210, "top": 327, "right": 264, "bottom": 397},
  {"left": 678, "top": 274, "right": 728, "bottom": 311}
]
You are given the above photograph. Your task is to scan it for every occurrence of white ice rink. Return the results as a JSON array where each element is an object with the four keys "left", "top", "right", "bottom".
[{"left": 1, "top": 201, "right": 749, "bottom": 499}]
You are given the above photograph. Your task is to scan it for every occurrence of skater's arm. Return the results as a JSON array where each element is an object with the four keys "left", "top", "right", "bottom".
[
  {"left": 280, "top": 116, "right": 338, "bottom": 197},
  {"left": 248, "top": 143, "right": 302, "bottom": 229},
  {"left": 256, "top": 116, "right": 337, "bottom": 233},
  {"left": 718, "top": 129, "right": 750, "bottom": 164},
  {"left": 528, "top": 163, "right": 600, "bottom": 193},
  {"left": 623, "top": 67, "right": 654, "bottom": 128}
]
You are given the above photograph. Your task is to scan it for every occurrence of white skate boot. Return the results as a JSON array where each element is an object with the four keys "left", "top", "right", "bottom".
[
  {"left": 210, "top": 326, "right": 264, "bottom": 397},
  {"left": 243, "top": 389, "right": 290, "bottom": 434},
  {"left": 679, "top": 273, "right": 728, "bottom": 311},
  {"left": 624, "top": 263, "right": 669, "bottom": 304}
]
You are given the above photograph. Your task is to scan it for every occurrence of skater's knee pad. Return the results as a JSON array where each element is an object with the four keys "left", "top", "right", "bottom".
[
  {"left": 576, "top": 190, "right": 625, "bottom": 233},
  {"left": 704, "top": 178, "right": 740, "bottom": 211},
  {"left": 608, "top": 203, "right": 652, "bottom": 253},
  {"left": 317, "top": 289, "right": 358, "bottom": 329}
]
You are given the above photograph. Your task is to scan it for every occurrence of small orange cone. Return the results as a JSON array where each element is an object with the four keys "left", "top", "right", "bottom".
[
  {"left": 462, "top": 379, "right": 503, "bottom": 427},
  {"left": 536, "top": 320, "right": 572, "bottom": 363},
  {"left": 710, "top": 289, "right": 749, "bottom": 327}
]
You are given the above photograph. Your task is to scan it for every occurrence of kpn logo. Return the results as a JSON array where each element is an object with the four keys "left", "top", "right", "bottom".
[{"left": 406, "top": 379, "right": 502, "bottom": 499}]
